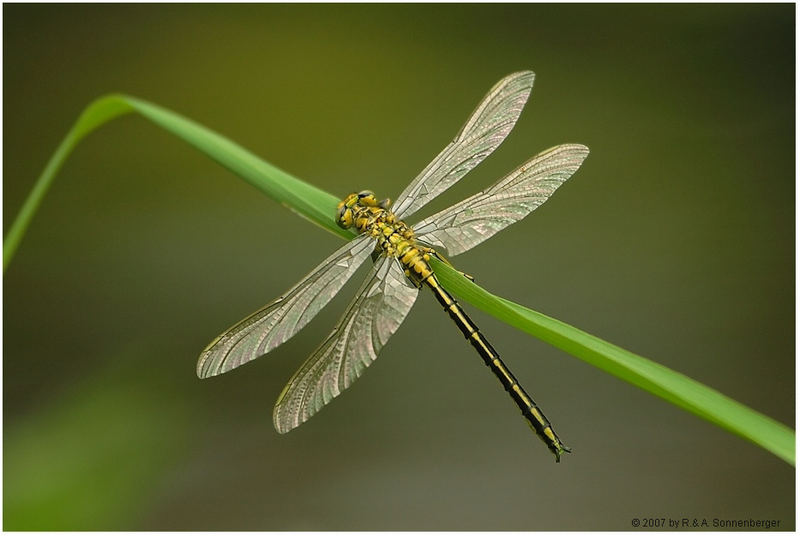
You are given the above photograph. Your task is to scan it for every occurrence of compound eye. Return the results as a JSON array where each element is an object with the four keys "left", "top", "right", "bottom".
[
  {"left": 336, "top": 205, "right": 354, "bottom": 229},
  {"left": 357, "top": 190, "right": 378, "bottom": 206}
]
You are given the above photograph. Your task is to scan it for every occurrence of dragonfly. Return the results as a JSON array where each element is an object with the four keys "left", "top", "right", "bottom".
[{"left": 197, "top": 71, "right": 589, "bottom": 462}]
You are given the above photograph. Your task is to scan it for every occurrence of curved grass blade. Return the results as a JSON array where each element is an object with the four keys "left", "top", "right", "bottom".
[
  {"left": 6, "top": 94, "right": 794, "bottom": 465},
  {"left": 3, "top": 93, "right": 350, "bottom": 271}
]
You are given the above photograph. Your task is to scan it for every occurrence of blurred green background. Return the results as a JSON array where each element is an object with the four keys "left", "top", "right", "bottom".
[{"left": 4, "top": 3, "right": 794, "bottom": 530}]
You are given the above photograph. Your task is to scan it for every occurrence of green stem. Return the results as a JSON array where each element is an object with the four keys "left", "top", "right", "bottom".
[
  {"left": 3, "top": 94, "right": 352, "bottom": 272},
  {"left": 4, "top": 97, "right": 133, "bottom": 270},
  {"left": 5, "top": 93, "right": 794, "bottom": 466}
]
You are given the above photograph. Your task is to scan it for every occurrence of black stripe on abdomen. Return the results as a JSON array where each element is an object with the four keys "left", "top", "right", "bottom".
[{"left": 424, "top": 273, "right": 570, "bottom": 462}]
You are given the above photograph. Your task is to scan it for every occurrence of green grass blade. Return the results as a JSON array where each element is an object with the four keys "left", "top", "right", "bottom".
[
  {"left": 4, "top": 96, "right": 134, "bottom": 270},
  {"left": 121, "top": 96, "right": 352, "bottom": 240},
  {"left": 3, "top": 93, "right": 350, "bottom": 271},
  {"left": 6, "top": 94, "right": 794, "bottom": 465},
  {"left": 432, "top": 258, "right": 795, "bottom": 466}
]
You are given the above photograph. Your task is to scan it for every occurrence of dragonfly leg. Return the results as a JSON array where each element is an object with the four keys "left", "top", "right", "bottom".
[{"left": 403, "top": 268, "right": 425, "bottom": 288}]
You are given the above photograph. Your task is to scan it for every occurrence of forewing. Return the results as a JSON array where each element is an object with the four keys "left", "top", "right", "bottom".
[
  {"left": 413, "top": 144, "right": 589, "bottom": 256},
  {"left": 197, "top": 235, "right": 374, "bottom": 378},
  {"left": 273, "top": 257, "right": 418, "bottom": 433},
  {"left": 392, "top": 71, "right": 536, "bottom": 220}
]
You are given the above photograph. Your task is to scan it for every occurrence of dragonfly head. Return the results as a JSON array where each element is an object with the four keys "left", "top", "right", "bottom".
[
  {"left": 336, "top": 192, "right": 361, "bottom": 229},
  {"left": 337, "top": 190, "right": 386, "bottom": 229}
]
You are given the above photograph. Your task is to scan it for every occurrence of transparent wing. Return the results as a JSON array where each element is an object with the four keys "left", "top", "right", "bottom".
[
  {"left": 273, "top": 257, "right": 418, "bottom": 433},
  {"left": 197, "top": 235, "right": 374, "bottom": 378},
  {"left": 392, "top": 71, "right": 536, "bottom": 220},
  {"left": 413, "top": 144, "right": 590, "bottom": 256}
]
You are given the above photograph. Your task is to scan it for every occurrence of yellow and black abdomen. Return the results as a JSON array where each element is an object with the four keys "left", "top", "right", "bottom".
[
  {"left": 363, "top": 206, "right": 569, "bottom": 461},
  {"left": 423, "top": 273, "right": 571, "bottom": 462}
]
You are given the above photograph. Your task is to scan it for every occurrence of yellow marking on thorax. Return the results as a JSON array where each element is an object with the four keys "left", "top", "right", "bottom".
[{"left": 354, "top": 205, "right": 433, "bottom": 285}]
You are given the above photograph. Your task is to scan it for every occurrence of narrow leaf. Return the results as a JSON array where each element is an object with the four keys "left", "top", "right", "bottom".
[
  {"left": 6, "top": 93, "right": 794, "bottom": 465},
  {"left": 4, "top": 94, "right": 351, "bottom": 270}
]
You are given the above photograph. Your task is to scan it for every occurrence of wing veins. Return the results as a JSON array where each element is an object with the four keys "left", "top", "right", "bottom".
[
  {"left": 273, "top": 258, "right": 418, "bottom": 433},
  {"left": 197, "top": 235, "right": 374, "bottom": 378},
  {"left": 393, "top": 71, "right": 536, "bottom": 219},
  {"left": 413, "top": 144, "right": 590, "bottom": 256}
]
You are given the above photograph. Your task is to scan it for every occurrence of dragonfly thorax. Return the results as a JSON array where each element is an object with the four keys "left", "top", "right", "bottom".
[
  {"left": 336, "top": 191, "right": 411, "bottom": 238},
  {"left": 336, "top": 191, "right": 432, "bottom": 285}
]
